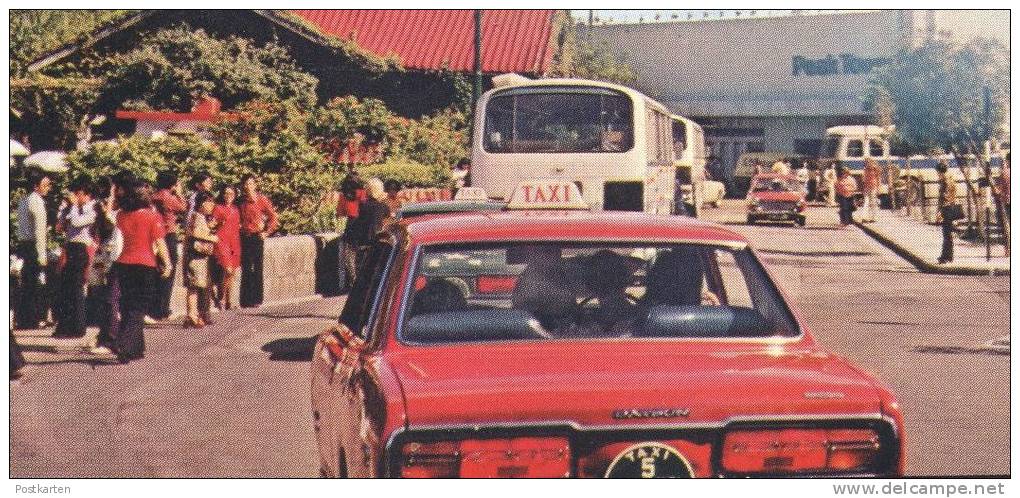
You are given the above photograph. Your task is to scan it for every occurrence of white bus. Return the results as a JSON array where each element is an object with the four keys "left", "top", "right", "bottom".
[
  {"left": 671, "top": 114, "right": 708, "bottom": 217},
  {"left": 471, "top": 77, "right": 677, "bottom": 214}
]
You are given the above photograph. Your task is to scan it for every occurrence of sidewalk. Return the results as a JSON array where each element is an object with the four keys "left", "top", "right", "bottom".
[{"left": 855, "top": 210, "right": 1010, "bottom": 275}]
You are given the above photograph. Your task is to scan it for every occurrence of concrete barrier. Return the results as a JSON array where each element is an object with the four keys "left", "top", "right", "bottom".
[{"left": 165, "top": 233, "right": 335, "bottom": 317}]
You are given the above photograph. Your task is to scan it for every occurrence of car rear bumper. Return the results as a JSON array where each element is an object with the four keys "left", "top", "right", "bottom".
[{"left": 748, "top": 211, "right": 806, "bottom": 224}]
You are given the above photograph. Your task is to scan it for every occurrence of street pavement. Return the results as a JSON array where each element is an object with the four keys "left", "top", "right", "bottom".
[
  {"left": 701, "top": 201, "right": 1010, "bottom": 476},
  {"left": 10, "top": 201, "right": 1010, "bottom": 477},
  {"left": 854, "top": 209, "right": 1010, "bottom": 275}
]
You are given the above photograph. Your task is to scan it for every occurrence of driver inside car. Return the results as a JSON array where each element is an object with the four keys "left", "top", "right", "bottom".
[
  {"left": 511, "top": 245, "right": 579, "bottom": 332},
  {"left": 573, "top": 250, "right": 642, "bottom": 336}
]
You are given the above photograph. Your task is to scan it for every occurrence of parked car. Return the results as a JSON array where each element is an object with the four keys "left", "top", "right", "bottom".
[
  {"left": 746, "top": 173, "right": 807, "bottom": 227},
  {"left": 310, "top": 179, "right": 903, "bottom": 478}
]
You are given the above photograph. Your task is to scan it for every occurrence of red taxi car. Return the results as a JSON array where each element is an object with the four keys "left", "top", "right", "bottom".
[
  {"left": 746, "top": 173, "right": 807, "bottom": 227},
  {"left": 310, "top": 180, "right": 903, "bottom": 478}
]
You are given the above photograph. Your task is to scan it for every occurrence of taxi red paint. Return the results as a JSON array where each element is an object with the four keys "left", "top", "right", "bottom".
[
  {"left": 310, "top": 186, "right": 903, "bottom": 478},
  {"left": 746, "top": 173, "right": 807, "bottom": 226}
]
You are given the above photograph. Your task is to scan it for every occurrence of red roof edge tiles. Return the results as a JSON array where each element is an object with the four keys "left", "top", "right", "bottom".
[
  {"left": 290, "top": 10, "right": 558, "bottom": 75},
  {"left": 115, "top": 97, "right": 241, "bottom": 122}
]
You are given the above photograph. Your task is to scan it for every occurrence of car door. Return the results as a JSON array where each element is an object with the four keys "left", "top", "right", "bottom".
[{"left": 311, "top": 237, "right": 394, "bottom": 477}]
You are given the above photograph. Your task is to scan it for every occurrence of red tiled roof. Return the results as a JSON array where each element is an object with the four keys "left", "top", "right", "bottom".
[{"left": 291, "top": 10, "right": 557, "bottom": 74}]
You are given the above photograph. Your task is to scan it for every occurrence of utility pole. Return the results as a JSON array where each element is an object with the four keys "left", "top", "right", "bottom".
[{"left": 473, "top": 10, "right": 483, "bottom": 107}]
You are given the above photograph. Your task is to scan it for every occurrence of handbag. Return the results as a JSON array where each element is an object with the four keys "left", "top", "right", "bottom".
[
  {"left": 942, "top": 204, "right": 965, "bottom": 222},
  {"left": 192, "top": 239, "right": 215, "bottom": 256}
]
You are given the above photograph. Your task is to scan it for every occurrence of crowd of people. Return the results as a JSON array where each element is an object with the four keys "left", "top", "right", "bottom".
[
  {"left": 12, "top": 168, "right": 279, "bottom": 364},
  {"left": 11, "top": 165, "right": 409, "bottom": 366}
]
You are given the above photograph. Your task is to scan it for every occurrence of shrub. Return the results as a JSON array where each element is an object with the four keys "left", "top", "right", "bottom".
[
  {"left": 357, "top": 159, "right": 454, "bottom": 189},
  {"left": 385, "top": 109, "right": 468, "bottom": 169}
]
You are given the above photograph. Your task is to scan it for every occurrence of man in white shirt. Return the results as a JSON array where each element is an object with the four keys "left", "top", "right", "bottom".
[
  {"left": 15, "top": 169, "right": 52, "bottom": 329},
  {"left": 795, "top": 161, "right": 810, "bottom": 194}
]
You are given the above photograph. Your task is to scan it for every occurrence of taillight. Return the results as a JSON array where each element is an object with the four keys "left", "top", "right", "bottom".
[
  {"left": 401, "top": 437, "right": 570, "bottom": 478},
  {"left": 721, "top": 428, "right": 880, "bottom": 475},
  {"left": 476, "top": 275, "right": 518, "bottom": 294}
]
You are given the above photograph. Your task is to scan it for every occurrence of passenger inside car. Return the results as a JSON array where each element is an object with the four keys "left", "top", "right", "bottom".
[
  {"left": 510, "top": 245, "right": 578, "bottom": 331},
  {"left": 411, "top": 278, "right": 467, "bottom": 316},
  {"left": 644, "top": 247, "right": 719, "bottom": 307}
]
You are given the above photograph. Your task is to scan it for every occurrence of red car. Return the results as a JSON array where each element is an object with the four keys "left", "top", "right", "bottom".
[
  {"left": 310, "top": 181, "right": 903, "bottom": 478},
  {"left": 746, "top": 173, "right": 807, "bottom": 226}
]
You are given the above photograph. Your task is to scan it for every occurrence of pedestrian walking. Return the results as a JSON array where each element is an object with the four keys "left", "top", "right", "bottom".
[
  {"left": 15, "top": 169, "right": 51, "bottom": 330},
  {"left": 150, "top": 171, "right": 187, "bottom": 320},
  {"left": 183, "top": 191, "right": 219, "bottom": 328},
  {"left": 861, "top": 158, "right": 881, "bottom": 222},
  {"left": 795, "top": 160, "right": 810, "bottom": 194},
  {"left": 87, "top": 177, "right": 122, "bottom": 355},
  {"left": 822, "top": 164, "right": 838, "bottom": 207},
  {"left": 453, "top": 158, "right": 471, "bottom": 188},
  {"left": 211, "top": 186, "right": 241, "bottom": 311},
  {"left": 344, "top": 178, "right": 391, "bottom": 275},
  {"left": 835, "top": 167, "right": 858, "bottom": 227},
  {"left": 53, "top": 176, "right": 96, "bottom": 338},
  {"left": 337, "top": 172, "right": 366, "bottom": 292},
  {"left": 238, "top": 174, "right": 278, "bottom": 308},
  {"left": 937, "top": 161, "right": 962, "bottom": 264},
  {"left": 806, "top": 161, "right": 819, "bottom": 202},
  {"left": 382, "top": 179, "right": 405, "bottom": 223},
  {"left": 111, "top": 178, "right": 171, "bottom": 363},
  {"left": 995, "top": 156, "right": 1010, "bottom": 224}
]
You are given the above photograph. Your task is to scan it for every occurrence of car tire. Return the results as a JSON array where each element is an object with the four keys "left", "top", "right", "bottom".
[{"left": 337, "top": 447, "right": 348, "bottom": 478}]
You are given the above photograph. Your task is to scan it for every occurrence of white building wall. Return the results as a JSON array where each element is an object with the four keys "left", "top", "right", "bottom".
[{"left": 590, "top": 10, "right": 1008, "bottom": 178}]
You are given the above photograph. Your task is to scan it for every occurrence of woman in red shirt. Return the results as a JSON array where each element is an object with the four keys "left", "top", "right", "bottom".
[
  {"left": 211, "top": 185, "right": 241, "bottom": 310},
  {"left": 113, "top": 178, "right": 170, "bottom": 363}
]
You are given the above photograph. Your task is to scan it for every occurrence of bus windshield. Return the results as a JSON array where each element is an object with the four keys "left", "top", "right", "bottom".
[{"left": 483, "top": 89, "right": 634, "bottom": 153}]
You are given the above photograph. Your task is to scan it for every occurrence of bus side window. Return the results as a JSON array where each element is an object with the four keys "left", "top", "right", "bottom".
[
  {"left": 868, "top": 140, "right": 884, "bottom": 157},
  {"left": 846, "top": 140, "right": 864, "bottom": 158}
]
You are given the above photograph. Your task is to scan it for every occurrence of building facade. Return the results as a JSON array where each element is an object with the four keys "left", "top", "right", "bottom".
[{"left": 591, "top": 10, "right": 1009, "bottom": 179}]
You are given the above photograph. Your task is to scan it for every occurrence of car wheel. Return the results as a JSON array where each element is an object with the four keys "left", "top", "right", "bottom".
[{"left": 337, "top": 447, "right": 348, "bottom": 478}]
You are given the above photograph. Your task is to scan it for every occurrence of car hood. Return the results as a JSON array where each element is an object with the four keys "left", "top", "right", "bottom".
[
  {"left": 387, "top": 341, "right": 882, "bottom": 427},
  {"left": 750, "top": 191, "right": 803, "bottom": 202}
]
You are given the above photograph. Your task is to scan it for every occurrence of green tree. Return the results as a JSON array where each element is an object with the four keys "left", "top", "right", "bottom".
[
  {"left": 92, "top": 26, "right": 318, "bottom": 113},
  {"left": 548, "top": 17, "right": 636, "bottom": 84},
  {"left": 9, "top": 9, "right": 135, "bottom": 75},
  {"left": 868, "top": 35, "right": 1009, "bottom": 157}
]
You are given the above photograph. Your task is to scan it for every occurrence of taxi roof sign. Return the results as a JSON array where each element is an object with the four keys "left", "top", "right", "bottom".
[
  {"left": 453, "top": 187, "right": 489, "bottom": 201},
  {"left": 505, "top": 179, "right": 589, "bottom": 210}
]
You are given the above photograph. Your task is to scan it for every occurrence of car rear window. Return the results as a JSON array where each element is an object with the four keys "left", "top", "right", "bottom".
[{"left": 400, "top": 242, "right": 799, "bottom": 344}]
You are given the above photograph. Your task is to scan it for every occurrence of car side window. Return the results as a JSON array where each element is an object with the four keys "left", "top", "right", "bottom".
[
  {"left": 712, "top": 250, "right": 753, "bottom": 308},
  {"left": 339, "top": 238, "right": 394, "bottom": 338},
  {"left": 846, "top": 140, "right": 864, "bottom": 158},
  {"left": 868, "top": 139, "right": 884, "bottom": 157}
]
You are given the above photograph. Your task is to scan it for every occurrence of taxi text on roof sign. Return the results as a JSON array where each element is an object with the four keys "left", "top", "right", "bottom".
[
  {"left": 505, "top": 179, "right": 589, "bottom": 210},
  {"left": 453, "top": 187, "right": 489, "bottom": 201}
]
